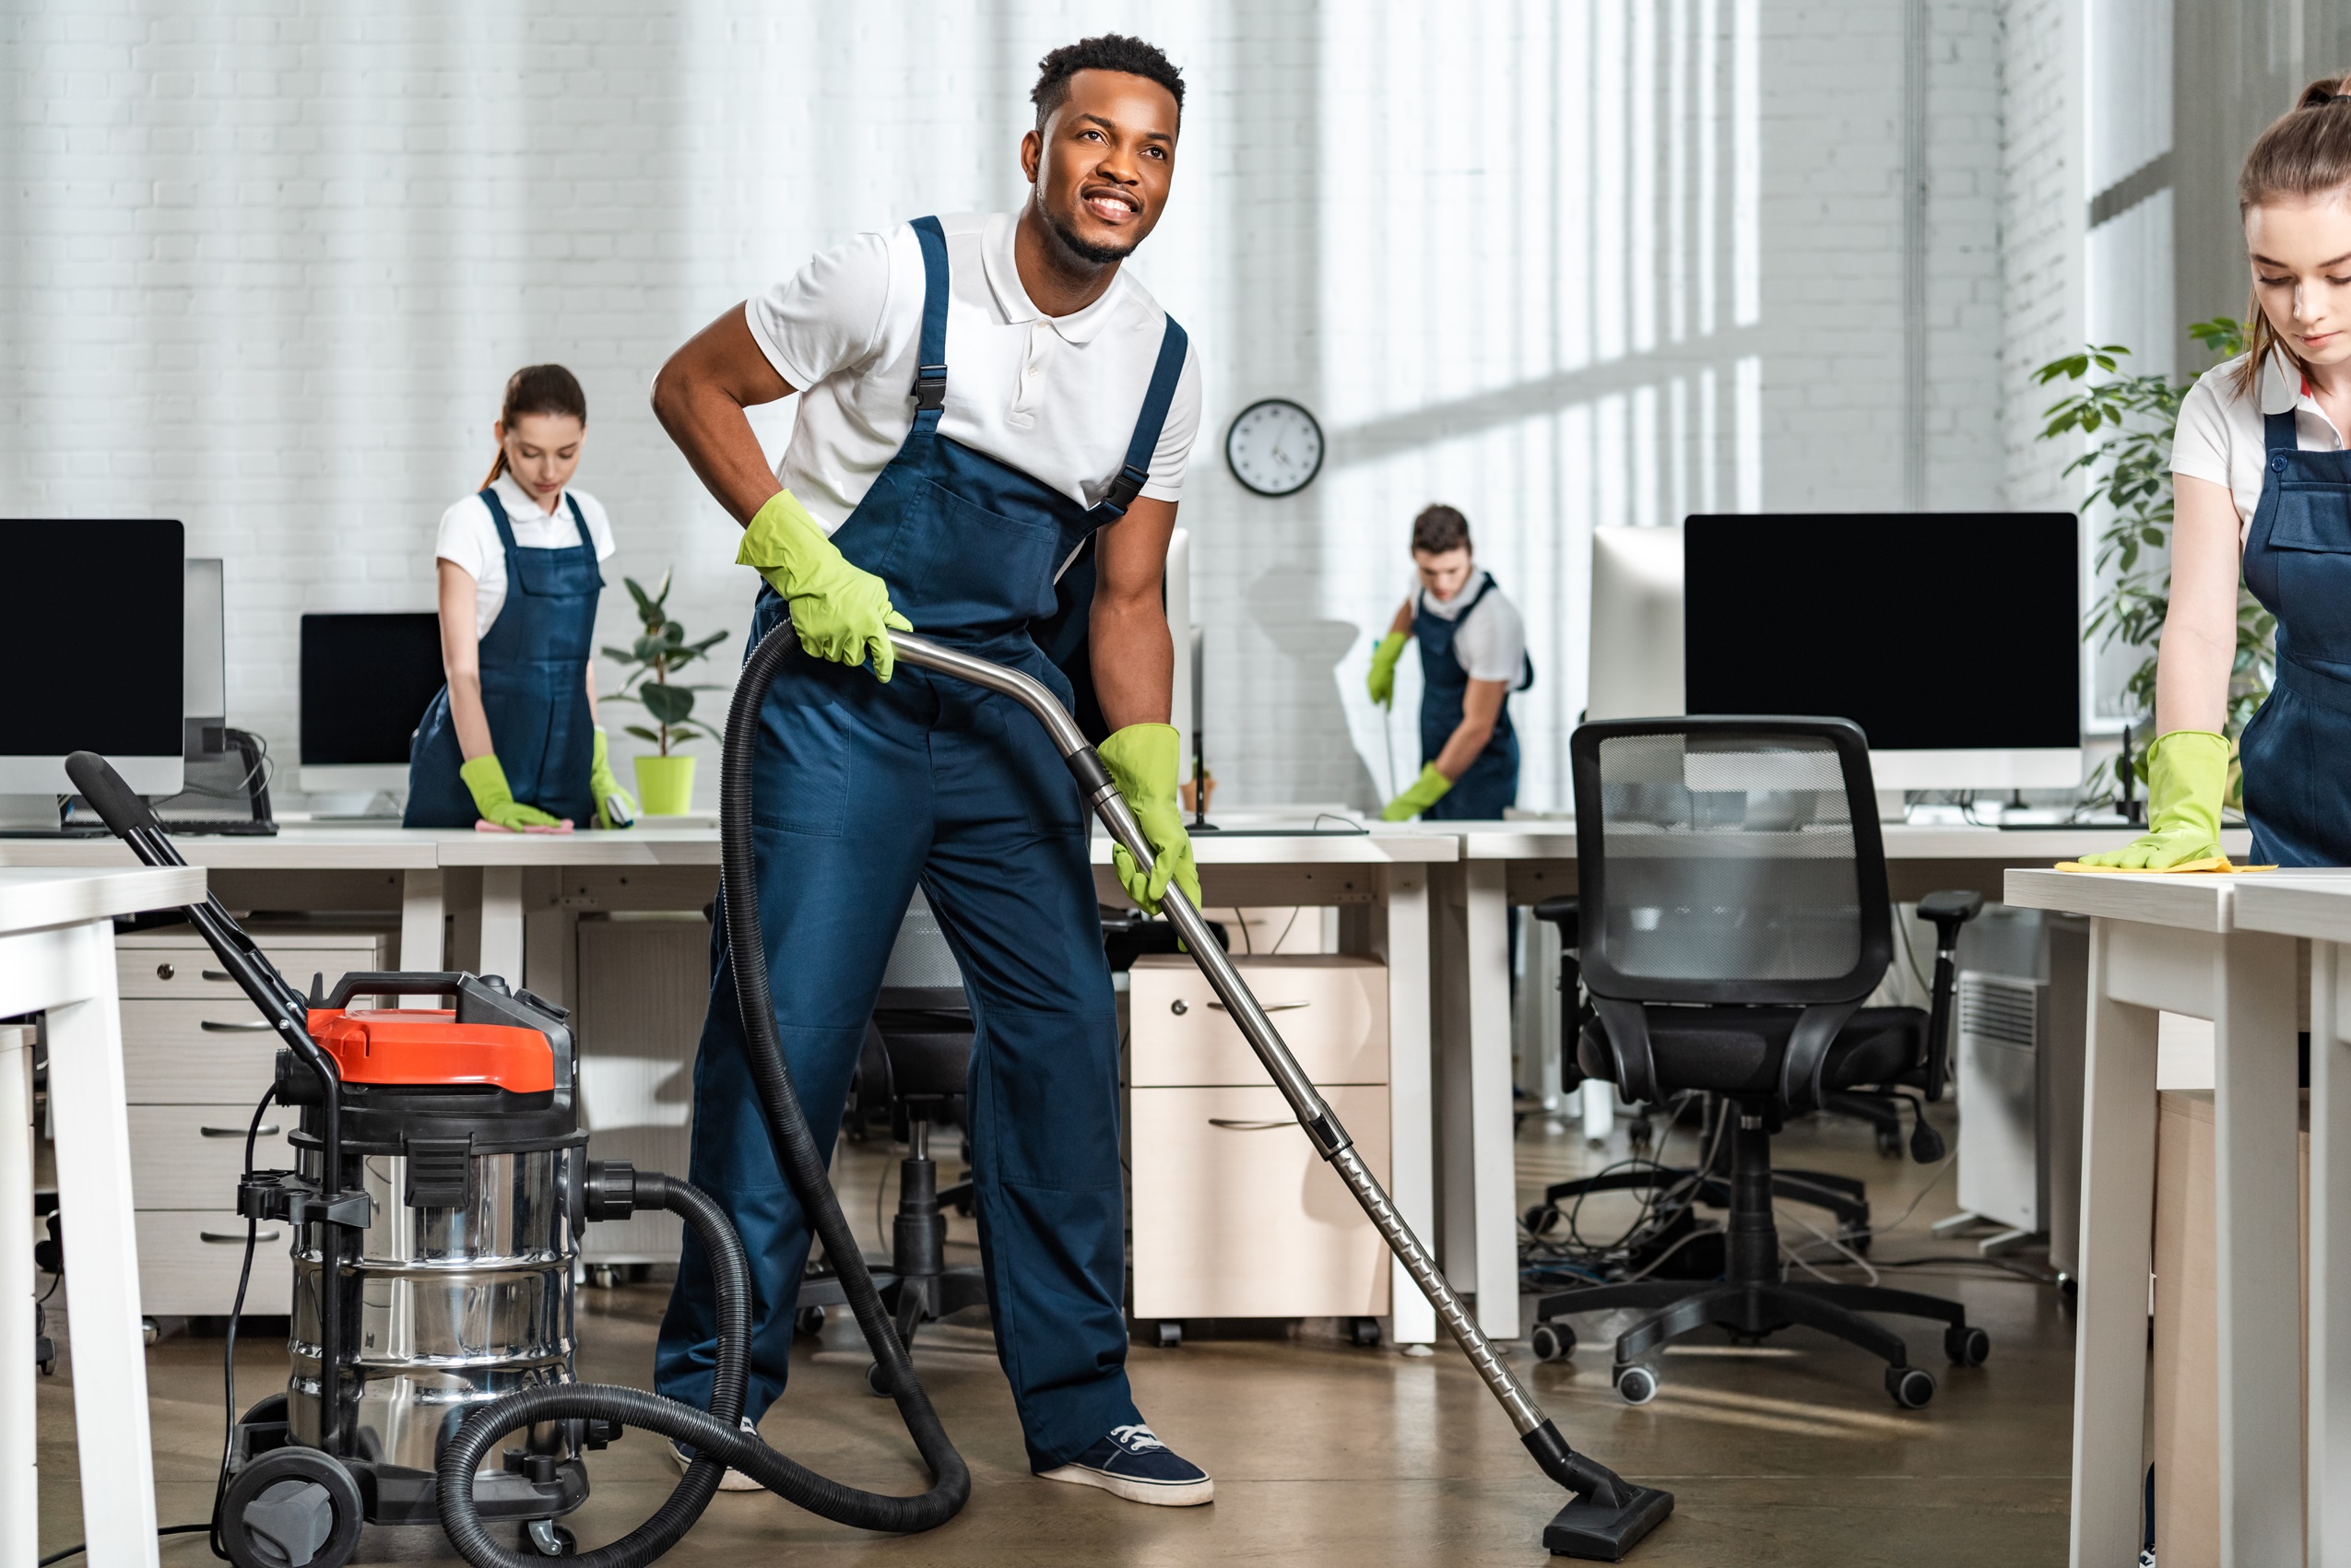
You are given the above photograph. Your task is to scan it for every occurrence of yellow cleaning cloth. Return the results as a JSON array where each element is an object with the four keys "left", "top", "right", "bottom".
[{"left": 2055, "top": 856, "right": 2277, "bottom": 874}]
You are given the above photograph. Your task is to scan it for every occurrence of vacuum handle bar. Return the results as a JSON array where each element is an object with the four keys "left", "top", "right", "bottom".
[{"left": 883, "top": 632, "right": 1591, "bottom": 1472}]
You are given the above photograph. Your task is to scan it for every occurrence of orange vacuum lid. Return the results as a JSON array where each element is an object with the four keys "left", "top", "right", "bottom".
[{"left": 305, "top": 1007, "right": 555, "bottom": 1093}]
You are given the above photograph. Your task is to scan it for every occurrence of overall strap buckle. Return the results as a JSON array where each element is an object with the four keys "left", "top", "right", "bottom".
[
  {"left": 1102, "top": 461, "right": 1151, "bottom": 516},
  {"left": 914, "top": 364, "right": 948, "bottom": 413}
]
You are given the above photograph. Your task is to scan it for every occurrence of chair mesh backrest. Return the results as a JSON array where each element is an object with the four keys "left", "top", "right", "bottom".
[
  {"left": 1577, "top": 722, "right": 1888, "bottom": 1003},
  {"left": 880, "top": 889, "right": 965, "bottom": 994}
]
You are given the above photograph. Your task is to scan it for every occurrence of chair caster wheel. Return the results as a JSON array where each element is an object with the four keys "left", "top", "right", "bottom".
[
  {"left": 1152, "top": 1320, "right": 1182, "bottom": 1349},
  {"left": 793, "top": 1304, "right": 828, "bottom": 1338},
  {"left": 1875, "top": 1126, "right": 1903, "bottom": 1158},
  {"left": 1349, "top": 1316, "right": 1382, "bottom": 1349},
  {"left": 524, "top": 1520, "right": 576, "bottom": 1559},
  {"left": 1530, "top": 1323, "right": 1575, "bottom": 1362},
  {"left": 1614, "top": 1362, "right": 1659, "bottom": 1405},
  {"left": 1886, "top": 1364, "right": 1936, "bottom": 1408},
  {"left": 864, "top": 1361, "right": 894, "bottom": 1398},
  {"left": 219, "top": 1446, "right": 363, "bottom": 1568},
  {"left": 1944, "top": 1325, "right": 1990, "bottom": 1367},
  {"left": 1523, "top": 1204, "right": 1561, "bottom": 1236}
]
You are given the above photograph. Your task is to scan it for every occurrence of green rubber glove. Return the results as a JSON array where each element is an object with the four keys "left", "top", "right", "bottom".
[
  {"left": 1097, "top": 724, "right": 1201, "bottom": 916},
  {"left": 738, "top": 489, "right": 912, "bottom": 681},
  {"left": 1367, "top": 631, "right": 1410, "bottom": 708},
  {"left": 1381, "top": 762, "right": 1454, "bottom": 822},
  {"left": 460, "top": 753, "right": 562, "bottom": 831},
  {"left": 2077, "top": 729, "right": 2228, "bottom": 868},
  {"left": 589, "top": 727, "right": 635, "bottom": 830}
]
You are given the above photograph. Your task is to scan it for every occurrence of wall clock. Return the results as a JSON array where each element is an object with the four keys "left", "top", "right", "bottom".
[{"left": 1224, "top": 398, "right": 1325, "bottom": 497}]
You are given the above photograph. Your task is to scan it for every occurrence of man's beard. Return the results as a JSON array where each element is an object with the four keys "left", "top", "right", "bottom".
[{"left": 1046, "top": 202, "right": 1138, "bottom": 266}]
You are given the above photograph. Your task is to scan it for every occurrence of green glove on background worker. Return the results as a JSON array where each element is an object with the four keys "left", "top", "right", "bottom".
[
  {"left": 1097, "top": 724, "right": 1201, "bottom": 916},
  {"left": 460, "top": 753, "right": 563, "bottom": 831},
  {"left": 1366, "top": 631, "right": 1410, "bottom": 708},
  {"left": 590, "top": 727, "right": 636, "bottom": 829},
  {"left": 1381, "top": 761, "right": 1453, "bottom": 822},
  {"left": 738, "top": 489, "right": 911, "bottom": 680},
  {"left": 2075, "top": 728, "right": 2228, "bottom": 868}
]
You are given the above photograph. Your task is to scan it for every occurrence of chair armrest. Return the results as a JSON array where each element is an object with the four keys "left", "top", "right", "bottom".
[
  {"left": 1589, "top": 996, "right": 1662, "bottom": 1105},
  {"left": 1530, "top": 894, "right": 1578, "bottom": 948},
  {"left": 1914, "top": 890, "right": 1983, "bottom": 1102}
]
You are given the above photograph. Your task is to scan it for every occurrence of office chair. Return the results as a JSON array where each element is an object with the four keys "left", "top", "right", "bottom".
[{"left": 1528, "top": 717, "right": 1987, "bottom": 1409}]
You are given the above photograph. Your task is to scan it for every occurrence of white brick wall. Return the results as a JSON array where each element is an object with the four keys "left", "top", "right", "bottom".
[{"left": 3, "top": 1, "right": 2023, "bottom": 812}]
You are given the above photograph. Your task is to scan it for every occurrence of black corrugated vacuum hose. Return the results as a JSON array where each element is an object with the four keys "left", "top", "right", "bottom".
[{"left": 434, "top": 622, "right": 969, "bottom": 1566}]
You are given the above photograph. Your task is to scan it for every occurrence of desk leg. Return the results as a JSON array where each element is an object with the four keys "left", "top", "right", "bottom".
[
  {"left": 1462, "top": 861, "right": 1518, "bottom": 1339},
  {"left": 2069, "top": 919, "right": 2159, "bottom": 1568},
  {"left": 1385, "top": 867, "right": 1435, "bottom": 1346},
  {"left": 2312, "top": 941, "right": 2351, "bottom": 1564},
  {"left": 43, "top": 925, "right": 160, "bottom": 1568},
  {"left": 2, "top": 1025, "right": 33, "bottom": 1568},
  {"left": 481, "top": 867, "right": 525, "bottom": 987},
  {"left": 2213, "top": 931, "right": 2301, "bottom": 1566},
  {"left": 400, "top": 867, "right": 444, "bottom": 972}
]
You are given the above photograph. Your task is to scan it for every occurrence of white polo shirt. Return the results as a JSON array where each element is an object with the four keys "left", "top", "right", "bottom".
[
  {"left": 746, "top": 212, "right": 1203, "bottom": 531},
  {"left": 2172, "top": 348, "right": 2351, "bottom": 541},
  {"left": 434, "top": 473, "right": 617, "bottom": 640},
  {"left": 1416, "top": 570, "right": 1530, "bottom": 687}
]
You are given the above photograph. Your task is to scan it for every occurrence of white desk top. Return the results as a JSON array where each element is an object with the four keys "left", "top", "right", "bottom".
[
  {"left": 2002, "top": 865, "right": 2280, "bottom": 934},
  {"left": 2227, "top": 871, "right": 2351, "bottom": 942},
  {"left": 1434, "top": 821, "right": 2254, "bottom": 862},
  {"left": 0, "top": 865, "right": 207, "bottom": 935}
]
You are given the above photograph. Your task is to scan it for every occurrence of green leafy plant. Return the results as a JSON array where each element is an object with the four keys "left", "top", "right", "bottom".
[
  {"left": 602, "top": 572, "right": 728, "bottom": 756},
  {"left": 2034, "top": 319, "right": 2276, "bottom": 780}
]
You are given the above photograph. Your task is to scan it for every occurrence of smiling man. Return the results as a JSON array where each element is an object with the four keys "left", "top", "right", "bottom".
[{"left": 647, "top": 36, "right": 1211, "bottom": 1506}]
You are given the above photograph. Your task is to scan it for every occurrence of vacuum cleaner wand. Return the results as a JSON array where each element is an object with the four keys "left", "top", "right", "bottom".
[{"left": 886, "top": 634, "right": 1673, "bottom": 1562}]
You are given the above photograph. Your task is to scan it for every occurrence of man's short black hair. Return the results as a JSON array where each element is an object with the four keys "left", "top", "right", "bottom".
[
  {"left": 1412, "top": 504, "right": 1472, "bottom": 556},
  {"left": 1031, "top": 34, "right": 1184, "bottom": 130}
]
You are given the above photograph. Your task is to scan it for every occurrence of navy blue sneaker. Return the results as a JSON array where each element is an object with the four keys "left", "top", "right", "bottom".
[{"left": 1037, "top": 1423, "right": 1214, "bottom": 1505}]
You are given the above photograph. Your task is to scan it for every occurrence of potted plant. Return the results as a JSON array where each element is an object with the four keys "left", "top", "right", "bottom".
[
  {"left": 603, "top": 572, "right": 728, "bottom": 816},
  {"left": 2034, "top": 318, "right": 2274, "bottom": 808}
]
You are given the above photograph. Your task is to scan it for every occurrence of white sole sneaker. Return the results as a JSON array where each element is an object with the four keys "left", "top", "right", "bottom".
[
  {"left": 669, "top": 1416, "right": 764, "bottom": 1491},
  {"left": 1036, "top": 1461, "right": 1215, "bottom": 1506}
]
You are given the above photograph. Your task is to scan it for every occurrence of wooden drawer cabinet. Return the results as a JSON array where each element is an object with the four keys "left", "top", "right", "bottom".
[
  {"left": 1127, "top": 954, "right": 1390, "bottom": 1324},
  {"left": 115, "top": 931, "right": 384, "bottom": 1315}
]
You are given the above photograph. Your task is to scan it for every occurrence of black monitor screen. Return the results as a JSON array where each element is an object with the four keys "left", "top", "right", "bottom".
[
  {"left": 3, "top": 520, "right": 183, "bottom": 757},
  {"left": 1683, "top": 513, "right": 2081, "bottom": 750},
  {"left": 300, "top": 613, "right": 446, "bottom": 765}
]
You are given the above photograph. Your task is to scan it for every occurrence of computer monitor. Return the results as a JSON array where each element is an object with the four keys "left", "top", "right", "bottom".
[
  {"left": 1682, "top": 513, "right": 2083, "bottom": 789},
  {"left": 1586, "top": 526, "right": 1684, "bottom": 722},
  {"left": 299, "top": 612, "right": 446, "bottom": 794},
  {"left": 184, "top": 558, "right": 225, "bottom": 756},
  {"left": 0, "top": 521, "right": 186, "bottom": 809}
]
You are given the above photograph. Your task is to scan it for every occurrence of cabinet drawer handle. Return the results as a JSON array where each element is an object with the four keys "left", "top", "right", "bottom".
[
  {"left": 200, "top": 1020, "right": 271, "bottom": 1032},
  {"left": 201, "top": 1229, "right": 279, "bottom": 1244},
  {"left": 201, "top": 1124, "right": 278, "bottom": 1138},
  {"left": 1206, "top": 1000, "right": 1310, "bottom": 1013},
  {"left": 1207, "top": 1118, "right": 1293, "bottom": 1132},
  {"left": 202, "top": 969, "right": 237, "bottom": 983}
]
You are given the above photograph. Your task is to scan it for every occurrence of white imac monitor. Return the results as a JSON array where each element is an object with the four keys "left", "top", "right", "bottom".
[
  {"left": 1587, "top": 526, "right": 1685, "bottom": 721},
  {"left": 184, "top": 557, "right": 225, "bottom": 755},
  {"left": 1681, "top": 513, "right": 2083, "bottom": 790},
  {"left": 0, "top": 521, "right": 187, "bottom": 813},
  {"left": 299, "top": 612, "right": 447, "bottom": 794}
]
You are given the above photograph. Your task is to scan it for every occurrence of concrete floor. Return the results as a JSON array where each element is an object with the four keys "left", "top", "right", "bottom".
[{"left": 35, "top": 1102, "right": 2072, "bottom": 1567}]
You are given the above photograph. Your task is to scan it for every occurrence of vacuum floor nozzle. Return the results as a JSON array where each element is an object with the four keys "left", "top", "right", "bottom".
[{"left": 1544, "top": 1485, "right": 1676, "bottom": 1561}]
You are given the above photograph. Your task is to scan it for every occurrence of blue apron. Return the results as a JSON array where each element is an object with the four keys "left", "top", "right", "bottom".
[
  {"left": 1414, "top": 572, "right": 1526, "bottom": 820},
  {"left": 404, "top": 489, "right": 602, "bottom": 827},
  {"left": 2239, "top": 407, "right": 2351, "bottom": 867},
  {"left": 656, "top": 217, "right": 1187, "bottom": 1472}
]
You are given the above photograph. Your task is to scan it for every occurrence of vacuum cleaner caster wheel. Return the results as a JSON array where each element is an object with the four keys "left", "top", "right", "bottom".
[
  {"left": 793, "top": 1304, "right": 828, "bottom": 1338},
  {"left": 865, "top": 1361, "right": 894, "bottom": 1398},
  {"left": 1530, "top": 1322, "right": 1576, "bottom": 1362},
  {"left": 1613, "top": 1363, "right": 1658, "bottom": 1405},
  {"left": 523, "top": 1520, "right": 576, "bottom": 1559},
  {"left": 219, "top": 1447, "right": 362, "bottom": 1568},
  {"left": 1944, "top": 1324, "right": 1990, "bottom": 1367},
  {"left": 1886, "top": 1364, "right": 1937, "bottom": 1409}
]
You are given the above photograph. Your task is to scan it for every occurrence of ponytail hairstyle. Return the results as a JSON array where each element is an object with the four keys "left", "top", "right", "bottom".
[
  {"left": 481, "top": 364, "right": 588, "bottom": 489},
  {"left": 2234, "top": 74, "right": 2351, "bottom": 399}
]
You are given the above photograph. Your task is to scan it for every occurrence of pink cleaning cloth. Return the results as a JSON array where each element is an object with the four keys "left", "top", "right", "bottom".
[{"left": 474, "top": 819, "right": 575, "bottom": 834}]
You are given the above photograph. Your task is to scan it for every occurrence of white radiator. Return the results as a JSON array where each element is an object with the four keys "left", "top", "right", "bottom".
[{"left": 1955, "top": 970, "right": 2050, "bottom": 1234}]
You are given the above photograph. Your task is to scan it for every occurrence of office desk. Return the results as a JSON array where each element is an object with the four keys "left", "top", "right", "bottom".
[
  {"left": 1424, "top": 822, "right": 2252, "bottom": 1342},
  {"left": 2002, "top": 867, "right": 2298, "bottom": 1568},
  {"left": 1, "top": 864, "right": 208, "bottom": 1568},
  {"left": 0, "top": 825, "right": 1462, "bottom": 1345},
  {"left": 2218, "top": 871, "right": 2351, "bottom": 1566}
]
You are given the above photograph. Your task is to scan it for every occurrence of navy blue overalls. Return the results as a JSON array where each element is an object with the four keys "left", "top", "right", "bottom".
[
  {"left": 1414, "top": 573, "right": 1526, "bottom": 820},
  {"left": 2239, "top": 407, "right": 2351, "bottom": 867},
  {"left": 405, "top": 489, "right": 601, "bottom": 827},
  {"left": 655, "top": 217, "right": 1188, "bottom": 1471}
]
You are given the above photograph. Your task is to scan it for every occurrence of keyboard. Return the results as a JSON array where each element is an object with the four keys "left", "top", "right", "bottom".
[{"left": 154, "top": 819, "right": 279, "bottom": 837}]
